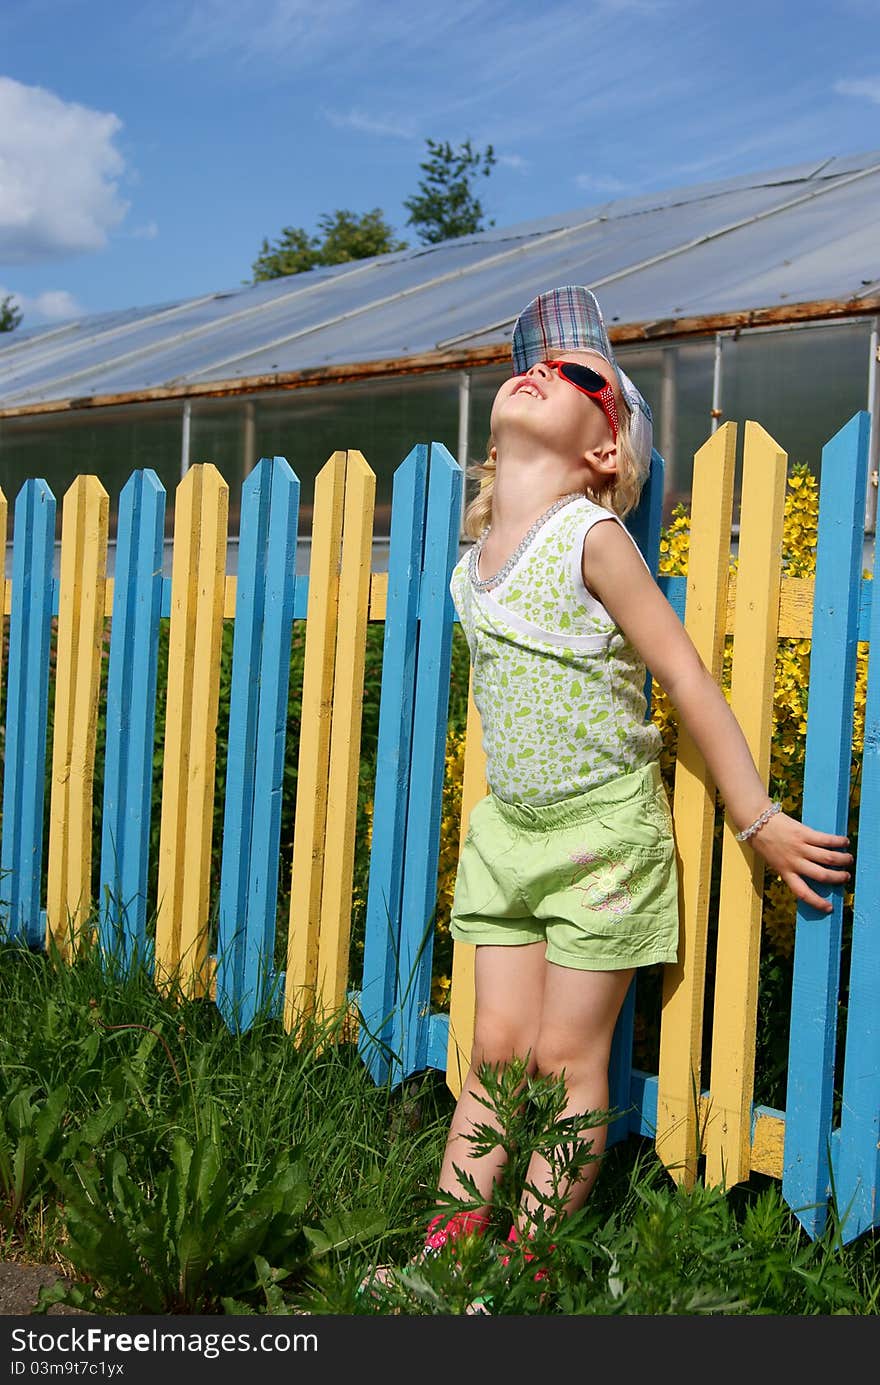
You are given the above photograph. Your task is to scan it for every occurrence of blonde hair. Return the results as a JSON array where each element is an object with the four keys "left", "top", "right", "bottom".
[{"left": 461, "top": 400, "right": 646, "bottom": 540}]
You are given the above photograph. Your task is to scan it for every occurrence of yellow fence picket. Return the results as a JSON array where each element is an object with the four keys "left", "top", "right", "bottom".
[
  {"left": 46, "top": 476, "right": 109, "bottom": 956},
  {"left": 285, "top": 453, "right": 346, "bottom": 1031},
  {"left": 0, "top": 486, "right": 6, "bottom": 725},
  {"left": 445, "top": 666, "right": 488, "bottom": 1098},
  {"left": 705, "top": 422, "right": 787, "bottom": 1187},
  {"left": 315, "top": 451, "right": 375, "bottom": 1020},
  {"left": 369, "top": 572, "right": 387, "bottom": 622},
  {"left": 155, "top": 464, "right": 228, "bottom": 997},
  {"left": 656, "top": 423, "right": 736, "bottom": 1184}
]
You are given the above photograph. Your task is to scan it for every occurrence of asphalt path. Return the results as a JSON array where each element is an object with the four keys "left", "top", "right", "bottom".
[{"left": 0, "top": 1260, "right": 90, "bottom": 1315}]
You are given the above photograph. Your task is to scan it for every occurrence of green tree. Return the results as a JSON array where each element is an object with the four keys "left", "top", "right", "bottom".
[
  {"left": 1, "top": 293, "right": 22, "bottom": 332},
  {"left": 318, "top": 208, "right": 407, "bottom": 265},
  {"left": 251, "top": 226, "right": 319, "bottom": 280},
  {"left": 250, "top": 207, "right": 407, "bottom": 282},
  {"left": 403, "top": 137, "right": 496, "bottom": 244}
]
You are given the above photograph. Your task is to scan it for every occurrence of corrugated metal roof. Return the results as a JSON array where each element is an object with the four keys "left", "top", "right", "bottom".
[{"left": 2, "top": 149, "right": 879, "bottom": 413}]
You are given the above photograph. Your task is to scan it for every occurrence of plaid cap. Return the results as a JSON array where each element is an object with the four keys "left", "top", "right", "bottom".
[{"left": 511, "top": 285, "right": 653, "bottom": 476}]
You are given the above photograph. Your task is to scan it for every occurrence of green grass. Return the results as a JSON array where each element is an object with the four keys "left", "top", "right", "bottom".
[{"left": 0, "top": 933, "right": 878, "bottom": 1316}]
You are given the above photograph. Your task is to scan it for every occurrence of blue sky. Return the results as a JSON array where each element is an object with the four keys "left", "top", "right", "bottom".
[{"left": 2, "top": 0, "right": 879, "bottom": 329}]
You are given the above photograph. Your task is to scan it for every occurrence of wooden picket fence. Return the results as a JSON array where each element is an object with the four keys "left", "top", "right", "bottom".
[{"left": 0, "top": 414, "right": 877, "bottom": 1246}]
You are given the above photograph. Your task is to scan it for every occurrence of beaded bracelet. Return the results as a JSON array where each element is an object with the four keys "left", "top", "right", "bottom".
[{"left": 736, "top": 801, "right": 782, "bottom": 843}]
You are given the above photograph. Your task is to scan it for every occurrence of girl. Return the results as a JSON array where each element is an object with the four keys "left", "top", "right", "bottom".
[{"left": 381, "top": 285, "right": 853, "bottom": 1294}]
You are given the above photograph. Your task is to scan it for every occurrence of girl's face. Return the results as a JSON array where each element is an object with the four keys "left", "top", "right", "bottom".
[{"left": 490, "top": 350, "right": 623, "bottom": 465}]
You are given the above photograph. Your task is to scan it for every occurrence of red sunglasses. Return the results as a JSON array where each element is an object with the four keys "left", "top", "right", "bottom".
[{"left": 520, "top": 359, "right": 620, "bottom": 440}]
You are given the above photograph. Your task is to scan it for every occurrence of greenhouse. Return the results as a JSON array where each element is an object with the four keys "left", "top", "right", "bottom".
[{"left": 1, "top": 147, "right": 878, "bottom": 567}]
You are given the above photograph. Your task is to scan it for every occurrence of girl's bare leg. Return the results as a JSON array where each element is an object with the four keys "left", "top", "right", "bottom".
[
  {"left": 516, "top": 962, "right": 634, "bottom": 1230},
  {"left": 364, "top": 943, "right": 548, "bottom": 1294},
  {"left": 435, "top": 941, "right": 547, "bottom": 1214}
]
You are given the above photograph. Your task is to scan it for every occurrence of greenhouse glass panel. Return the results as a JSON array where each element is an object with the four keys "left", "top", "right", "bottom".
[
  {"left": 615, "top": 340, "right": 716, "bottom": 524},
  {"left": 253, "top": 372, "right": 462, "bottom": 553},
  {"left": 0, "top": 402, "right": 184, "bottom": 543},
  {"left": 189, "top": 398, "right": 248, "bottom": 534},
  {"left": 720, "top": 321, "right": 872, "bottom": 523},
  {"left": 464, "top": 363, "right": 506, "bottom": 503}
]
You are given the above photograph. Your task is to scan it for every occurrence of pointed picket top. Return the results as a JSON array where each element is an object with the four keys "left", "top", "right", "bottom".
[
  {"left": 390, "top": 441, "right": 461, "bottom": 1084},
  {"left": 100, "top": 468, "right": 166, "bottom": 971},
  {"left": 706, "top": 421, "right": 787, "bottom": 1190},
  {"left": 46, "top": 475, "right": 110, "bottom": 956},
  {"left": 836, "top": 427, "right": 880, "bottom": 1242},
  {"left": 315, "top": 449, "right": 375, "bottom": 1025},
  {"left": 155, "top": 463, "right": 229, "bottom": 997},
  {"left": 656, "top": 422, "right": 737, "bottom": 1186},
  {"left": 285, "top": 450, "right": 348, "bottom": 1033},
  {"left": 783, "top": 411, "right": 869, "bottom": 1237},
  {"left": 217, "top": 456, "right": 299, "bottom": 1032},
  {"left": 1, "top": 479, "right": 56, "bottom": 945},
  {"left": 0, "top": 484, "right": 6, "bottom": 728},
  {"left": 359, "top": 443, "right": 430, "bottom": 1082}
]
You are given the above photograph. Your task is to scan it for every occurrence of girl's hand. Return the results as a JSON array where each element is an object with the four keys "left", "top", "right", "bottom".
[{"left": 743, "top": 812, "right": 853, "bottom": 913}]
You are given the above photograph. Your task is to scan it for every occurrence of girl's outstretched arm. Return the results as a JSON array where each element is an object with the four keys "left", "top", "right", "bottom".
[{"left": 582, "top": 519, "right": 853, "bottom": 914}]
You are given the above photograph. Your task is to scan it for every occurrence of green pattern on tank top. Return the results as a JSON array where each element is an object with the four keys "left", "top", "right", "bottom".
[{"left": 450, "top": 496, "right": 662, "bottom": 805}]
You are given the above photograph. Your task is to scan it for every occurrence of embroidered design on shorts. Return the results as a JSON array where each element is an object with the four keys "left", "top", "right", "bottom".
[{"left": 568, "top": 848, "right": 633, "bottom": 915}]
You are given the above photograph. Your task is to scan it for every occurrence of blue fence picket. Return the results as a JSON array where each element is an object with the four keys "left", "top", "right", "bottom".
[
  {"left": 0, "top": 480, "right": 56, "bottom": 946},
  {"left": 99, "top": 470, "right": 165, "bottom": 970},
  {"left": 216, "top": 457, "right": 299, "bottom": 1031},
  {"left": 607, "top": 448, "right": 666, "bottom": 1145},
  {"left": 627, "top": 448, "right": 665, "bottom": 573},
  {"left": 390, "top": 442, "right": 462, "bottom": 1084},
  {"left": 782, "top": 412, "right": 870, "bottom": 1237},
  {"left": 358, "top": 446, "right": 430, "bottom": 1084},
  {"left": 836, "top": 457, "right": 880, "bottom": 1242}
]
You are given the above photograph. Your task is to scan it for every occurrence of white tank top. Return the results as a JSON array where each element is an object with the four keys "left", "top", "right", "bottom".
[{"left": 449, "top": 495, "right": 662, "bottom": 805}]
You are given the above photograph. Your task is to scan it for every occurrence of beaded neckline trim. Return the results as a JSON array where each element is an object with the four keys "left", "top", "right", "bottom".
[{"left": 468, "top": 492, "right": 584, "bottom": 592}]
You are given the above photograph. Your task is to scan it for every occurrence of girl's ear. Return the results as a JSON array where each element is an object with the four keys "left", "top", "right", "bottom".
[{"left": 585, "top": 440, "right": 618, "bottom": 476}]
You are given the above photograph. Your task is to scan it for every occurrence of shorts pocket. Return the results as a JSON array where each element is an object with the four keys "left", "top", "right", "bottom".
[
  {"left": 451, "top": 831, "right": 518, "bottom": 919},
  {"left": 460, "top": 793, "right": 491, "bottom": 839},
  {"left": 589, "top": 794, "right": 669, "bottom": 854}
]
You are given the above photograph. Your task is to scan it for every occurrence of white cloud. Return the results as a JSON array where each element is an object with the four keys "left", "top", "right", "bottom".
[
  {"left": 0, "top": 76, "right": 129, "bottom": 264},
  {"left": 497, "top": 153, "right": 529, "bottom": 172},
  {"left": 0, "top": 284, "right": 82, "bottom": 324},
  {"left": 834, "top": 76, "right": 880, "bottom": 104},
  {"left": 29, "top": 289, "right": 82, "bottom": 320},
  {"left": 130, "top": 221, "right": 160, "bottom": 240},
  {"left": 573, "top": 174, "right": 630, "bottom": 195},
  {"left": 322, "top": 106, "right": 418, "bottom": 139},
  {"left": 164, "top": 0, "right": 373, "bottom": 66}
]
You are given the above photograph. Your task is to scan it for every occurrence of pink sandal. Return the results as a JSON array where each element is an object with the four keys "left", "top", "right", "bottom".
[
  {"left": 422, "top": 1208, "right": 491, "bottom": 1255},
  {"left": 359, "top": 1209, "right": 491, "bottom": 1301},
  {"left": 500, "top": 1223, "right": 556, "bottom": 1283}
]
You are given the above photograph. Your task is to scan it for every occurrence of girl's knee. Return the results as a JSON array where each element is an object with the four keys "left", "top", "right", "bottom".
[
  {"left": 532, "top": 1037, "right": 608, "bottom": 1085},
  {"left": 470, "top": 1028, "right": 538, "bottom": 1078}
]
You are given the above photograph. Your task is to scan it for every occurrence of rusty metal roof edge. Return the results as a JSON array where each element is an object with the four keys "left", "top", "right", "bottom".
[{"left": 1, "top": 294, "right": 879, "bottom": 422}]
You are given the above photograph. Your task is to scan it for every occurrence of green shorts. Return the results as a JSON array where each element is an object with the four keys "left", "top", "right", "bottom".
[{"left": 449, "top": 760, "right": 679, "bottom": 971}]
